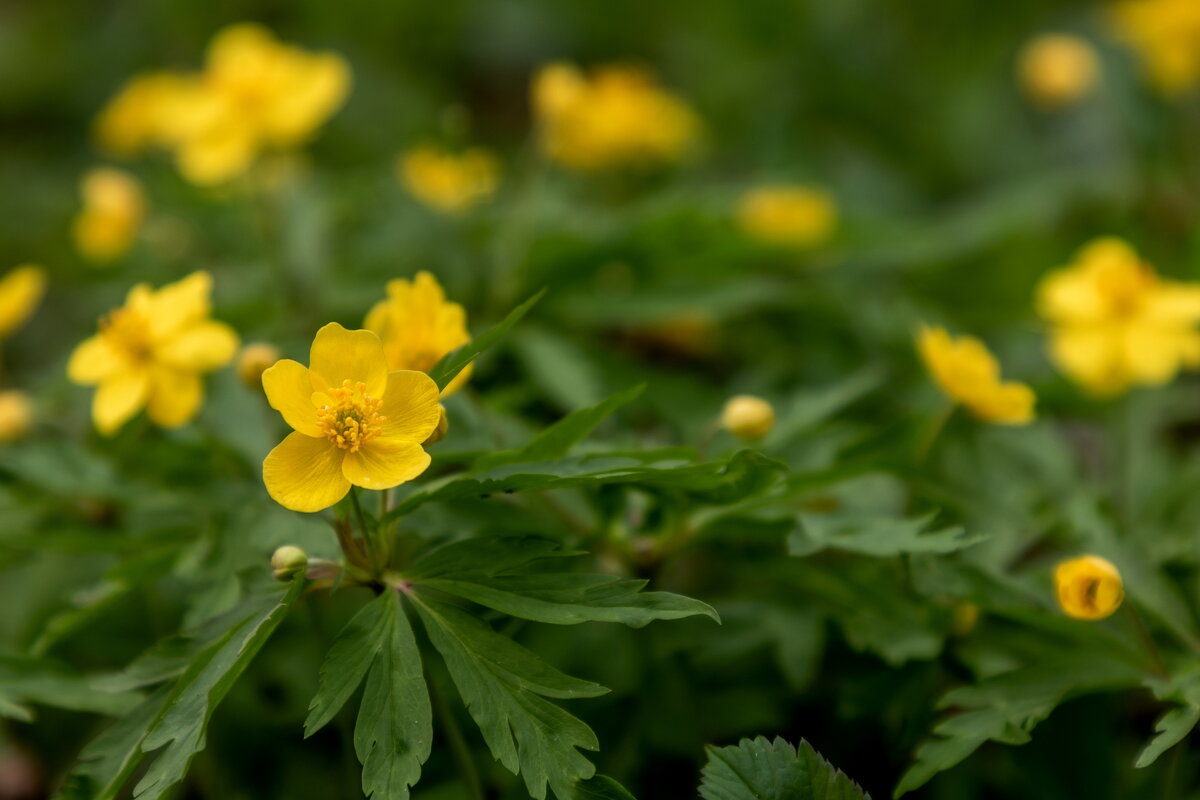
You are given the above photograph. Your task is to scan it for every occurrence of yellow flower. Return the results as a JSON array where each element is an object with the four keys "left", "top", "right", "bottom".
[
  {"left": 72, "top": 168, "right": 146, "bottom": 264},
  {"left": 737, "top": 185, "right": 838, "bottom": 248},
  {"left": 237, "top": 342, "right": 282, "bottom": 389},
  {"left": 67, "top": 271, "right": 239, "bottom": 435},
  {"left": 0, "top": 265, "right": 47, "bottom": 339},
  {"left": 917, "top": 325, "right": 1035, "bottom": 425},
  {"left": 1111, "top": 0, "right": 1200, "bottom": 94},
  {"left": 94, "top": 71, "right": 196, "bottom": 156},
  {"left": 1017, "top": 34, "right": 1100, "bottom": 108},
  {"left": 1055, "top": 555, "right": 1124, "bottom": 620},
  {"left": 1036, "top": 237, "right": 1200, "bottom": 395},
  {"left": 531, "top": 61, "right": 698, "bottom": 171},
  {"left": 399, "top": 145, "right": 499, "bottom": 214},
  {"left": 721, "top": 395, "right": 775, "bottom": 440},
  {"left": 261, "top": 323, "right": 441, "bottom": 512},
  {"left": 0, "top": 390, "right": 33, "bottom": 442},
  {"left": 364, "top": 271, "right": 472, "bottom": 395}
]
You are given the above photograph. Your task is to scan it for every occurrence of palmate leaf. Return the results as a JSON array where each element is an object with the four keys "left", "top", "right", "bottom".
[
  {"left": 56, "top": 688, "right": 170, "bottom": 800},
  {"left": 304, "top": 590, "right": 394, "bottom": 737},
  {"left": 700, "top": 736, "right": 868, "bottom": 800},
  {"left": 429, "top": 288, "right": 546, "bottom": 390}
]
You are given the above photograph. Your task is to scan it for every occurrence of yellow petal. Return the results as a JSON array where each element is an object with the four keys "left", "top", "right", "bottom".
[
  {"left": 93, "top": 369, "right": 150, "bottom": 435},
  {"left": 146, "top": 368, "right": 203, "bottom": 428},
  {"left": 342, "top": 437, "right": 430, "bottom": 490},
  {"left": 146, "top": 271, "right": 213, "bottom": 340},
  {"left": 0, "top": 264, "right": 47, "bottom": 338},
  {"left": 1049, "top": 326, "right": 1126, "bottom": 394},
  {"left": 263, "top": 431, "right": 350, "bottom": 512},
  {"left": 308, "top": 323, "right": 388, "bottom": 397},
  {"left": 965, "top": 381, "right": 1036, "bottom": 425},
  {"left": 175, "top": 124, "right": 259, "bottom": 186},
  {"left": 67, "top": 334, "right": 127, "bottom": 385},
  {"left": 262, "top": 359, "right": 322, "bottom": 437},
  {"left": 379, "top": 370, "right": 442, "bottom": 441},
  {"left": 156, "top": 320, "right": 240, "bottom": 371}
]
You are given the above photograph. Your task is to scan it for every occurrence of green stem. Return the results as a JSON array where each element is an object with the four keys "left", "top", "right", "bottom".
[
  {"left": 348, "top": 489, "right": 382, "bottom": 574},
  {"left": 1126, "top": 603, "right": 1168, "bottom": 678},
  {"left": 429, "top": 672, "right": 485, "bottom": 800}
]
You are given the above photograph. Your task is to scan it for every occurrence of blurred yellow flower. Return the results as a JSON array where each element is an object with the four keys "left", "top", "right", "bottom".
[
  {"left": 0, "top": 265, "right": 47, "bottom": 339},
  {"left": 95, "top": 71, "right": 195, "bottom": 156},
  {"left": 0, "top": 390, "right": 32, "bottom": 443},
  {"left": 532, "top": 61, "right": 698, "bottom": 171},
  {"left": 917, "top": 325, "right": 1035, "bottom": 425},
  {"left": 67, "top": 271, "right": 239, "bottom": 435},
  {"left": 237, "top": 341, "right": 282, "bottom": 389},
  {"left": 72, "top": 168, "right": 146, "bottom": 264},
  {"left": 364, "top": 271, "right": 471, "bottom": 395},
  {"left": 261, "top": 323, "right": 441, "bottom": 512},
  {"left": 1111, "top": 0, "right": 1200, "bottom": 94},
  {"left": 1017, "top": 34, "right": 1100, "bottom": 108},
  {"left": 1055, "top": 555, "right": 1124, "bottom": 620},
  {"left": 721, "top": 395, "right": 775, "bottom": 440},
  {"left": 399, "top": 145, "right": 499, "bottom": 214},
  {"left": 737, "top": 185, "right": 838, "bottom": 248},
  {"left": 1036, "top": 237, "right": 1200, "bottom": 395}
]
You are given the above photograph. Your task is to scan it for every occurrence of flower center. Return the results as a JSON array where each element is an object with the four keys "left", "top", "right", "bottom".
[
  {"left": 316, "top": 380, "right": 386, "bottom": 452},
  {"left": 100, "top": 308, "right": 153, "bottom": 361}
]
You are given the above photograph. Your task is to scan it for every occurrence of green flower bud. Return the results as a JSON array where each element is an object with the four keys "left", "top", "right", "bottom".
[{"left": 271, "top": 545, "right": 308, "bottom": 581}]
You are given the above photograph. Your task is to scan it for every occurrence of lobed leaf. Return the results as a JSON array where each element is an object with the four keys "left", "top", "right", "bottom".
[{"left": 700, "top": 735, "right": 868, "bottom": 800}]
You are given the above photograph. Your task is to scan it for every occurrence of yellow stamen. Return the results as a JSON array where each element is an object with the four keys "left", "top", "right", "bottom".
[{"left": 315, "top": 379, "right": 387, "bottom": 452}]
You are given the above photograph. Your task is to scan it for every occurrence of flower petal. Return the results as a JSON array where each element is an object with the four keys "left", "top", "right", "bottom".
[
  {"left": 0, "top": 264, "right": 47, "bottom": 338},
  {"left": 67, "top": 335, "right": 127, "bottom": 385},
  {"left": 308, "top": 322, "right": 387, "bottom": 397},
  {"left": 379, "top": 370, "right": 441, "bottom": 441},
  {"left": 146, "top": 271, "right": 213, "bottom": 340},
  {"left": 263, "top": 431, "right": 350, "bottom": 512},
  {"left": 342, "top": 437, "right": 431, "bottom": 490},
  {"left": 262, "top": 359, "right": 322, "bottom": 436},
  {"left": 146, "top": 368, "right": 203, "bottom": 428},
  {"left": 93, "top": 369, "right": 150, "bottom": 436},
  {"left": 156, "top": 320, "right": 240, "bottom": 371}
]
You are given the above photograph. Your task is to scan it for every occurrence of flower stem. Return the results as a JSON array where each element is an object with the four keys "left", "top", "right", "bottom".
[{"left": 348, "top": 488, "right": 382, "bottom": 574}]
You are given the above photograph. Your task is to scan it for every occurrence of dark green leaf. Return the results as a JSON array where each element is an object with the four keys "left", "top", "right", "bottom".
[
  {"left": 574, "top": 775, "right": 637, "bottom": 800},
  {"left": 1134, "top": 704, "right": 1200, "bottom": 769},
  {"left": 429, "top": 288, "right": 546, "bottom": 390},
  {"left": 700, "top": 736, "right": 868, "bottom": 800},
  {"left": 789, "top": 513, "right": 985, "bottom": 558},
  {"left": 55, "top": 687, "right": 171, "bottom": 800}
]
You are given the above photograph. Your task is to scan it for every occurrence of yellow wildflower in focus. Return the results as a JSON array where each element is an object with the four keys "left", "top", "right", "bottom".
[
  {"left": 72, "top": 168, "right": 146, "bottom": 264},
  {"left": 0, "top": 390, "right": 32, "bottom": 442},
  {"left": 237, "top": 342, "right": 282, "bottom": 389},
  {"left": 0, "top": 265, "right": 47, "bottom": 339},
  {"left": 737, "top": 185, "right": 838, "bottom": 248},
  {"left": 364, "top": 271, "right": 471, "bottom": 395},
  {"left": 532, "top": 61, "right": 698, "bottom": 171},
  {"left": 66, "top": 271, "right": 239, "bottom": 435},
  {"left": 261, "top": 323, "right": 441, "bottom": 512},
  {"left": 917, "top": 326, "right": 1035, "bottom": 425},
  {"left": 399, "top": 145, "right": 499, "bottom": 215},
  {"left": 1017, "top": 34, "right": 1100, "bottom": 108},
  {"left": 1111, "top": 0, "right": 1200, "bottom": 94},
  {"left": 1055, "top": 555, "right": 1124, "bottom": 620},
  {"left": 721, "top": 395, "right": 775, "bottom": 440},
  {"left": 1036, "top": 237, "right": 1200, "bottom": 395}
]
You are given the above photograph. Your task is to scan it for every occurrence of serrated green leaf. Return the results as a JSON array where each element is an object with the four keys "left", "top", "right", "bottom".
[
  {"left": 700, "top": 736, "right": 868, "bottom": 800},
  {"left": 1134, "top": 704, "right": 1200, "bottom": 768},
  {"left": 574, "top": 775, "right": 637, "bottom": 800},
  {"left": 55, "top": 687, "right": 171, "bottom": 800},
  {"left": 429, "top": 288, "right": 546, "bottom": 390},
  {"left": 789, "top": 513, "right": 985, "bottom": 558},
  {"left": 305, "top": 590, "right": 394, "bottom": 738}
]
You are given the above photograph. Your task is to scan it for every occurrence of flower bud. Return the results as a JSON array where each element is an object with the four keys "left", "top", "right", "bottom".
[
  {"left": 271, "top": 545, "right": 308, "bottom": 581},
  {"left": 237, "top": 342, "right": 281, "bottom": 389},
  {"left": 951, "top": 602, "right": 980, "bottom": 636},
  {"left": 423, "top": 404, "right": 449, "bottom": 445},
  {"left": 1017, "top": 34, "right": 1099, "bottom": 109},
  {"left": 721, "top": 394, "right": 775, "bottom": 440},
  {"left": 1055, "top": 555, "right": 1123, "bottom": 620},
  {"left": 0, "top": 390, "right": 33, "bottom": 442}
]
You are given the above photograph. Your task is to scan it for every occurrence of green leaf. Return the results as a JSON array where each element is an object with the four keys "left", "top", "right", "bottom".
[
  {"left": 788, "top": 513, "right": 985, "bottom": 558},
  {"left": 412, "top": 595, "right": 606, "bottom": 800},
  {"left": 354, "top": 591, "right": 432, "bottom": 800},
  {"left": 429, "top": 288, "right": 546, "bottom": 390},
  {"left": 55, "top": 687, "right": 171, "bottom": 800},
  {"left": 0, "top": 654, "right": 141, "bottom": 720},
  {"left": 1134, "top": 704, "right": 1200, "bottom": 768},
  {"left": 700, "top": 736, "right": 869, "bottom": 800},
  {"left": 574, "top": 775, "right": 638, "bottom": 800}
]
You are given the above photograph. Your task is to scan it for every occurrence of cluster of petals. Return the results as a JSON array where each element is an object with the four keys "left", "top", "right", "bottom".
[
  {"left": 72, "top": 168, "right": 145, "bottom": 263},
  {"left": 917, "top": 325, "right": 1035, "bottom": 425},
  {"left": 1110, "top": 0, "right": 1200, "bottom": 94},
  {"left": 1054, "top": 555, "right": 1124, "bottom": 620},
  {"left": 399, "top": 145, "right": 499, "bottom": 215}
]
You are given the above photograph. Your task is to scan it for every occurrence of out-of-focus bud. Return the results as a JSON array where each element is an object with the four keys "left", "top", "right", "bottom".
[
  {"left": 1055, "top": 555, "right": 1124, "bottom": 620},
  {"left": 237, "top": 342, "right": 281, "bottom": 389},
  {"left": 271, "top": 545, "right": 308, "bottom": 581},
  {"left": 423, "top": 404, "right": 449, "bottom": 445},
  {"left": 0, "top": 390, "right": 33, "bottom": 442},
  {"left": 1018, "top": 34, "right": 1100, "bottom": 109},
  {"left": 951, "top": 602, "right": 980, "bottom": 636},
  {"left": 720, "top": 394, "right": 775, "bottom": 441}
]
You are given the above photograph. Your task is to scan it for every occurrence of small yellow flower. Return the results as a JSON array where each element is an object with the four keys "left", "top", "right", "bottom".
[
  {"left": 532, "top": 61, "right": 698, "bottom": 171},
  {"left": 67, "top": 271, "right": 239, "bottom": 435},
  {"left": 0, "top": 265, "right": 47, "bottom": 339},
  {"left": 737, "top": 185, "right": 838, "bottom": 248},
  {"left": 721, "top": 395, "right": 775, "bottom": 440},
  {"left": 0, "top": 390, "right": 33, "bottom": 442},
  {"left": 261, "top": 323, "right": 441, "bottom": 512},
  {"left": 237, "top": 342, "right": 282, "bottom": 389},
  {"left": 364, "top": 271, "right": 471, "bottom": 395},
  {"left": 917, "top": 325, "right": 1035, "bottom": 425},
  {"left": 1036, "top": 237, "right": 1200, "bottom": 395},
  {"left": 1055, "top": 555, "right": 1124, "bottom": 620},
  {"left": 72, "top": 168, "right": 146, "bottom": 264},
  {"left": 1017, "top": 34, "right": 1100, "bottom": 108},
  {"left": 1110, "top": 0, "right": 1200, "bottom": 95},
  {"left": 399, "top": 145, "right": 499, "bottom": 214}
]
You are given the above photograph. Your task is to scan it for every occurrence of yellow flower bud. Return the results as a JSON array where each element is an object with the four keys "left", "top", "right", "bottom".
[
  {"left": 737, "top": 185, "right": 838, "bottom": 249},
  {"left": 1017, "top": 34, "right": 1100, "bottom": 109},
  {"left": 0, "top": 391, "right": 33, "bottom": 443},
  {"left": 1055, "top": 555, "right": 1124, "bottom": 620},
  {"left": 721, "top": 395, "right": 775, "bottom": 440},
  {"left": 237, "top": 342, "right": 282, "bottom": 389},
  {"left": 423, "top": 404, "right": 449, "bottom": 445},
  {"left": 951, "top": 602, "right": 980, "bottom": 636},
  {"left": 271, "top": 545, "right": 308, "bottom": 581}
]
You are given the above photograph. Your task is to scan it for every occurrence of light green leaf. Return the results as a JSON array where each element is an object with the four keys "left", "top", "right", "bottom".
[
  {"left": 429, "top": 288, "right": 546, "bottom": 390},
  {"left": 700, "top": 736, "right": 868, "bottom": 800},
  {"left": 789, "top": 513, "right": 984, "bottom": 558},
  {"left": 1135, "top": 704, "right": 1200, "bottom": 768},
  {"left": 0, "top": 654, "right": 141, "bottom": 719}
]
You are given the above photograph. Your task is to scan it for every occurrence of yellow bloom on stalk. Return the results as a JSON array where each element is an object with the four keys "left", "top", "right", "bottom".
[
  {"left": 736, "top": 185, "right": 838, "bottom": 248},
  {"left": 364, "top": 271, "right": 472, "bottom": 395},
  {"left": 399, "top": 145, "right": 499, "bottom": 215},
  {"left": 917, "top": 325, "right": 1036, "bottom": 425},
  {"left": 261, "top": 323, "right": 442, "bottom": 512},
  {"left": 1111, "top": 0, "right": 1200, "bottom": 94},
  {"left": 1036, "top": 237, "right": 1200, "bottom": 395},
  {"left": 532, "top": 62, "right": 698, "bottom": 171},
  {"left": 0, "top": 265, "right": 47, "bottom": 339},
  {"left": 1055, "top": 555, "right": 1124, "bottom": 620},
  {"left": 1017, "top": 34, "right": 1100, "bottom": 109},
  {"left": 72, "top": 168, "right": 146, "bottom": 264},
  {"left": 67, "top": 271, "right": 239, "bottom": 435}
]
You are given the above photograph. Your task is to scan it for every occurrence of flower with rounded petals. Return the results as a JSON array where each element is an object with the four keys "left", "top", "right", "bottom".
[
  {"left": 261, "top": 323, "right": 441, "bottom": 512},
  {"left": 917, "top": 325, "right": 1035, "bottom": 425},
  {"left": 72, "top": 168, "right": 146, "bottom": 264},
  {"left": 0, "top": 265, "right": 47, "bottom": 339},
  {"left": 364, "top": 271, "right": 471, "bottom": 395},
  {"left": 399, "top": 145, "right": 499, "bottom": 215},
  {"left": 1055, "top": 555, "right": 1124, "bottom": 620},
  {"left": 67, "top": 271, "right": 239, "bottom": 435}
]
